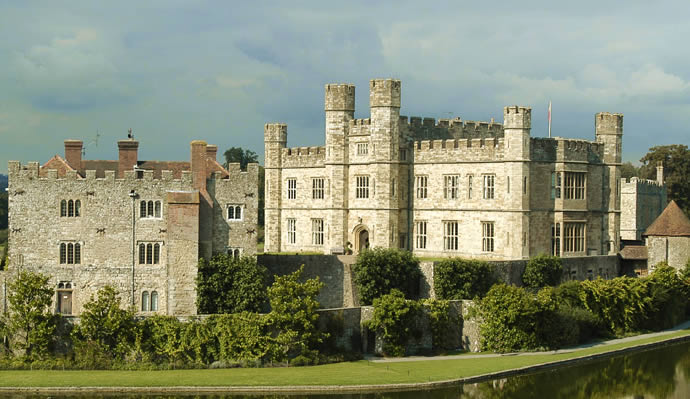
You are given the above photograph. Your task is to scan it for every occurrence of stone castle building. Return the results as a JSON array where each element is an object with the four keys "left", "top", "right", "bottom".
[
  {"left": 620, "top": 162, "right": 667, "bottom": 242},
  {"left": 2, "top": 138, "right": 258, "bottom": 316},
  {"left": 264, "top": 79, "right": 622, "bottom": 260},
  {"left": 644, "top": 200, "right": 690, "bottom": 271}
]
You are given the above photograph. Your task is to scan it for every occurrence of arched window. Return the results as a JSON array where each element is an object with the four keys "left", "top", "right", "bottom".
[
  {"left": 235, "top": 206, "right": 242, "bottom": 220},
  {"left": 60, "top": 243, "right": 66, "bottom": 264},
  {"left": 154, "top": 201, "right": 161, "bottom": 218},
  {"left": 139, "top": 243, "right": 146, "bottom": 264},
  {"left": 68, "top": 200, "right": 74, "bottom": 217},
  {"left": 233, "top": 249, "right": 240, "bottom": 258},
  {"left": 67, "top": 243, "right": 74, "bottom": 264},
  {"left": 153, "top": 243, "right": 160, "bottom": 264},
  {"left": 60, "top": 200, "right": 67, "bottom": 217},
  {"left": 74, "top": 243, "right": 81, "bottom": 264},
  {"left": 146, "top": 243, "right": 153, "bottom": 264},
  {"left": 228, "top": 206, "right": 234, "bottom": 220},
  {"left": 140, "top": 200, "right": 147, "bottom": 218},
  {"left": 141, "top": 291, "right": 149, "bottom": 312},
  {"left": 147, "top": 201, "right": 154, "bottom": 217},
  {"left": 151, "top": 291, "right": 158, "bottom": 311},
  {"left": 74, "top": 200, "right": 81, "bottom": 217}
]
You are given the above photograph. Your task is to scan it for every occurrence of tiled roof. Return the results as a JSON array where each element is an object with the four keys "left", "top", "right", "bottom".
[
  {"left": 643, "top": 200, "right": 690, "bottom": 237},
  {"left": 619, "top": 245, "right": 648, "bottom": 260}
]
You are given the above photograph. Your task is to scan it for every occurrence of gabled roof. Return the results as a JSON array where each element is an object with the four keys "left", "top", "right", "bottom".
[
  {"left": 619, "top": 245, "right": 647, "bottom": 260},
  {"left": 644, "top": 200, "right": 690, "bottom": 237},
  {"left": 40, "top": 155, "right": 74, "bottom": 177}
]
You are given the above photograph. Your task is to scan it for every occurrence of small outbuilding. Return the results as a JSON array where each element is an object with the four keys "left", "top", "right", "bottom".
[{"left": 644, "top": 200, "right": 690, "bottom": 272}]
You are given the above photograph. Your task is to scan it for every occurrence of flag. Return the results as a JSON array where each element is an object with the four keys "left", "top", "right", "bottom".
[{"left": 548, "top": 101, "right": 552, "bottom": 138}]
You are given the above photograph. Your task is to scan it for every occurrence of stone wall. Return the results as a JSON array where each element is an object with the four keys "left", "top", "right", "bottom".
[
  {"left": 647, "top": 236, "right": 690, "bottom": 271},
  {"left": 620, "top": 177, "right": 667, "bottom": 241}
]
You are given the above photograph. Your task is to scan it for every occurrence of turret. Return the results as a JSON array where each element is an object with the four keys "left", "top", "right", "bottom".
[
  {"left": 656, "top": 161, "right": 664, "bottom": 185},
  {"left": 595, "top": 112, "right": 623, "bottom": 164},
  {"left": 503, "top": 106, "right": 531, "bottom": 160},
  {"left": 264, "top": 123, "right": 288, "bottom": 253},
  {"left": 325, "top": 84, "right": 355, "bottom": 164},
  {"left": 369, "top": 79, "right": 401, "bottom": 161}
]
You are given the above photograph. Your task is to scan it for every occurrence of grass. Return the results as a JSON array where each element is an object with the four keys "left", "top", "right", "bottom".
[{"left": 1, "top": 329, "right": 688, "bottom": 388}]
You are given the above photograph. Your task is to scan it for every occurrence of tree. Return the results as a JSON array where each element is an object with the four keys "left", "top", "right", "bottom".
[
  {"left": 522, "top": 254, "right": 563, "bottom": 289},
  {"left": 5, "top": 271, "right": 56, "bottom": 359},
  {"left": 353, "top": 248, "right": 422, "bottom": 305},
  {"left": 268, "top": 265, "right": 324, "bottom": 361},
  {"left": 367, "top": 289, "right": 422, "bottom": 356},
  {"left": 72, "top": 285, "right": 135, "bottom": 358},
  {"left": 223, "top": 147, "right": 258, "bottom": 171},
  {"left": 196, "top": 254, "right": 268, "bottom": 314},
  {"left": 639, "top": 145, "right": 690, "bottom": 214},
  {"left": 434, "top": 258, "right": 496, "bottom": 300},
  {"left": 620, "top": 161, "right": 640, "bottom": 180}
]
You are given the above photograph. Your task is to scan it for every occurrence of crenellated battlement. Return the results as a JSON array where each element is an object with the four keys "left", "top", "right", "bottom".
[
  {"left": 9, "top": 161, "right": 198, "bottom": 184},
  {"left": 622, "top": 176, "right": 665, "bottom": 188},
  {"left": 280, "top": 146, "right": 326, "bottom": 168},
  {"left": 412, "top": 137, "right": 506, "bottom": 163},
  {"left": 400, "top": 115, "right": 503, "bottom": 141},
  {"left": 325, "top": 83, "right": 355, "bottom": 112},
  {"left": 531, "top": 137, "right": 605, "bottom": 163}
]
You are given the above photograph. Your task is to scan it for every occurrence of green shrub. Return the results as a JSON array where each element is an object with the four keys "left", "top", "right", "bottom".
[
  {"left": 553, "top": 280, "right": 584, "bottom": 308},
  {"left": 367, "top": 289, "right": 422, "bottom": 357},
  {"left": 210, "top": 313, "right": 274, "bottom": 363},
  {"left": 644, "top": 265, "right": 687, "bottom": 330},
  {"left": 424, "top": 299, "right": 461, "bottom": 352},
  {"left": 579, "top": 277, "right": 651, "bottom": 335},
  {"left": 72, "top": 286, "right": 135, "bottom": 360},
  {"left": 268, "top": 265, "right": 324, "bottom": 361},
  {"left": 353, "top": 248, "right": 422, "bottom": 305},
  {"left": 196, "top": 254, "right": 268, "bottom": 314},
  {"left": 434, "top": 258, "right": 496, "bottom": 300},
  {"left": 522, "top": 254, "right": 563, "bottom": 289}
]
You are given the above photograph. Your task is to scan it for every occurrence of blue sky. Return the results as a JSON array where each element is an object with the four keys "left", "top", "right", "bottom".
[{"left": 1, "top": 0, "right": 689, "bottom": 173}]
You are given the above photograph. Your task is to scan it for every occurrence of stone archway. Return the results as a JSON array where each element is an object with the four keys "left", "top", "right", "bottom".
[{"left": 354, "top": 225, "right": 370, "bottom": 254}]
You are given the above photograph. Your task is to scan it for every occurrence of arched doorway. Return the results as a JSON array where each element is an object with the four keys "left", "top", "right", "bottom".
[{"left": 354, "top": 225, "right": 370, "bottom": 253}]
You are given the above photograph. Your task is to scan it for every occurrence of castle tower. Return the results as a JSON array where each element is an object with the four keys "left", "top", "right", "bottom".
[
  {"left": 503, "top": 106, "right": 531, "bottom": 258},
  {"left": 595, "top": 112, "right": 623, "bottom": 254},
  {"left": 264, "top": 123, "right": 287, "bottom": 252},
  {"left": 370, "top": 79, "right": 402, "bottom": 247},
  {"left": 324, "top": 84, "right": 355, "bottom": 253}
]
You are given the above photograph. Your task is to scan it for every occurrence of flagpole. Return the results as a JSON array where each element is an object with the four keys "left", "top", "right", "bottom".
[{"left": 548, "top": 101, "right": 552, "bottom": 138}]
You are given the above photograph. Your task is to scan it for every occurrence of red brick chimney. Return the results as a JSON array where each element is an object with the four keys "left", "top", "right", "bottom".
[
  {"left": 190, "top": 140, "right": 207, "bottom": 191},
  {"left": 118, "top": 139, "right": 139, "bottom": 178},
  {"left": 64, "top": 140, "right": 83, "bottom": 170},
  {"left": 206, "top": 145, "right": 218, "bottom": 162}
]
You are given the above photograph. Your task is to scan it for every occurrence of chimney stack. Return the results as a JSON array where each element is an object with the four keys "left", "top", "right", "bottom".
[
  {"left": 64, "top": 140, "right": 83, "bottom": 170},
  {"left": 206, "top": 145, "right": 218, "bottom": 162},
  {"left": 118, "top": 139, "right": 139, "bottom": 178},
  {"left": 656, "top": 161, "right": 664, "bottom": 185},
  {"left": 191, "top": 140, "right": 208, "bottom": 191}
]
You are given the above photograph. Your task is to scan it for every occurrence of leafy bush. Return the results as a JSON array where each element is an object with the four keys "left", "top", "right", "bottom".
[
  {"left": 579, "top": 277, "right": 651, "bottom": 334},
  {"left": 196, "top": 254, "right": 268, "bottom": 314},
  {"left": 268, "top": 265, "right": 324, "bottom": 362},
  {"left": 434, "top": 258, "right": 496, "bottom": 300},
  {"left": 72, "top": 286, "right": 135, "bottom": 359},
  {"left": 643, "top": 265, "right": 687, "bottom": 330},
  {"left": 367, "top": 289, "right": 422, "bottom": 357},
  {"left": 210, "top": 313, "right": 274, "bottom": 363},
  {"left": 5, "top": 271, "right": 57, "bottom": 360},
  {"left": 553, "top": 280, "right": 584, "bottom": 308},
  {"left": 424, "top": 299, "right": 461, "bottom": 352},
  {"left": 353, "top": 248, "right": 422, "bottom": 305},
  {"left": 522, "top": 254, "right": 563, "bottom": 289}
]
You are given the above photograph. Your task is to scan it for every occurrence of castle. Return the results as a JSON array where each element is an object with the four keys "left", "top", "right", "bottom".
[
  {"left": 2, "top": 138, "right": 258, "bottom": 316},
  {"left": 264, "top": 79, "right": 622, "bottom": 260}
]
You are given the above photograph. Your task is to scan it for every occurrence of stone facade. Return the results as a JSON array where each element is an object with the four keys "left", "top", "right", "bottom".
[
  {"left": 265, "top": 79, "right": 622, "bottom": 260},
  {"left": 620, "top": 171, "right": 666, "bottom": 242},
  {"left": 1, "top": 139, "right": 258, "bottom": 316}
]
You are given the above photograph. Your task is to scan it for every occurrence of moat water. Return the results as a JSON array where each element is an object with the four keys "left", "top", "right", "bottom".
[{"left": 3, "top": 341, "right": 690, "bottom": 399}]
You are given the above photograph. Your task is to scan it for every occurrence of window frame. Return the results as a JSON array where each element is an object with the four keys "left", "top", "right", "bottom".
[
  {"left": 311, "top": 218, "right": 324, "bottom": 246},
  {"left": 415, "top": 175, "right": 428, "bottom": 199},
  {"left": 287, "top": 218, "right": 296, "bottom": 244},
  {"left": 482, "top": 174, "right": 495, "bottom": 200},
  {"left": 286, "top": 178, "right": 297, "bottom": 200},
  {"left": 443, "top": 174, "right": 460, "bottom": 200},
  {"left": 415, "top": 220, "right": 427, "bottom": 249},
  {"left": 443, "top": 221, "right": 459, "bottom": 251},
  {"left": 482, "top": 221, "right": 495, "bottom": 252},
  {"left": 227, "top": 204, "right": 243, "bottom": 221},
  {"left": 356, "top": 142, "right": 369, "bottom": 156},
  {"left": 355, "top": 175, "right": 370, "bottom": 199},
  {"left": 312, "top": 177, "right": 325, "bottom": 200}
]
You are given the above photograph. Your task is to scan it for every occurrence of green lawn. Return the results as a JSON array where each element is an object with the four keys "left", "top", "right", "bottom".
[{"left": 1, "top": 329, "right": 688, "bottom": 388}]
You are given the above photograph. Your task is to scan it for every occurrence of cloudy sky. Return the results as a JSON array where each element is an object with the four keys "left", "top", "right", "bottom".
[{"left": 1, "top": 0, "right": 689, "bottom": 173}]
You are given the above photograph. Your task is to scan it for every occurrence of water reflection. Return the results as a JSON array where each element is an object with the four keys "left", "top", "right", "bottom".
[{"left": 2, "top": 341, "right": 689, "bottom": 399}]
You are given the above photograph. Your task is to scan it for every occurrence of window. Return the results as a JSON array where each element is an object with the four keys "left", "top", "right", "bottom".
[
  {"left": 443, "top": 221, "right": 459, "bottom": 251},
  {"left": 444, "top": 175, "right": 460, "bottom": 199},
  {"left": 287, "top": 178, "right": 297, "bottom": 200},
  {"left": 551, "top": 223, "right": 561, "bottom": 256},
  {"left": 523, "top": 176, "right": 528, "bottom": 194},
  {"left": 138, "top": 242, "right": 161, "bottom": 264},
  {"left": 141, "top": 291, "right": 159, "bottom": 312},
  {"left": 312, "top": 218, "right": 324, "bottom": 245},
  {"left": 551, "top": 172, "right": 562, "bottom": 199},
  {"left": 140, "top": 200, "right": 162, "bottom": 218},
  {"left": 468, "top": 175, "right": 473, "bottom": 199},
  {"left": 357, "top": 142, "right": 369, "bottom": 155},
  {"left": 312, "top": 178, "right": 325, "bottom": 199},
  {"left": 151, "top": 291, "right": 158, "bottom": 311},
  {"left": 227, "top": 205, "right": 243, "bottom": 220},
  {"left": 482, "top": 222, "right": 494, "bottom": 252},
  {"left": 141, "top": 292, "right": 149, "bottom": 312},
  {"left": 227, "top": 248, "right": 241, "bottom": 258},
  {"left": 399, "top": 149, "right": 407, "bottom": 161},
  {"left": 415, "top": 176, "right": 428, "bottom": 199},
  {"left": 399, "top": 234, "right": 407, "bottom": 249},
  {"left": 564, "top": 172, "right": 586, "bottom": 200},
  {"left": 391, "top": 179, "right": 396, "bottom": 198},
  {"left": 356, "top": 176, "right": 369, "bottom": 199},
  {"left": 507, "top": 177, "right": 510, "bottom": 194},
  {"left": 60, "top": 199, "right": 81, "bottom": 217},
  {"left": 483, "top": 175, "right": 495, "bottom": 199},
  {"left": 564, "top": 223, "right": 585, "bottom": 253},
  {"left": 287, "top": 218, "right": 296, "bottom": 244},
  {"left": 59, "top": 243, "right": 81, "bottom": 264},
  {"left": 415, "top": 221, "right": 427, "bottom": 249}
]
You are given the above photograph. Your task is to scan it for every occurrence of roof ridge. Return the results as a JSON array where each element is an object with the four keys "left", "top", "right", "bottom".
[{"left": 644, "top": 200, "right": 690, "bottom": 237}]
